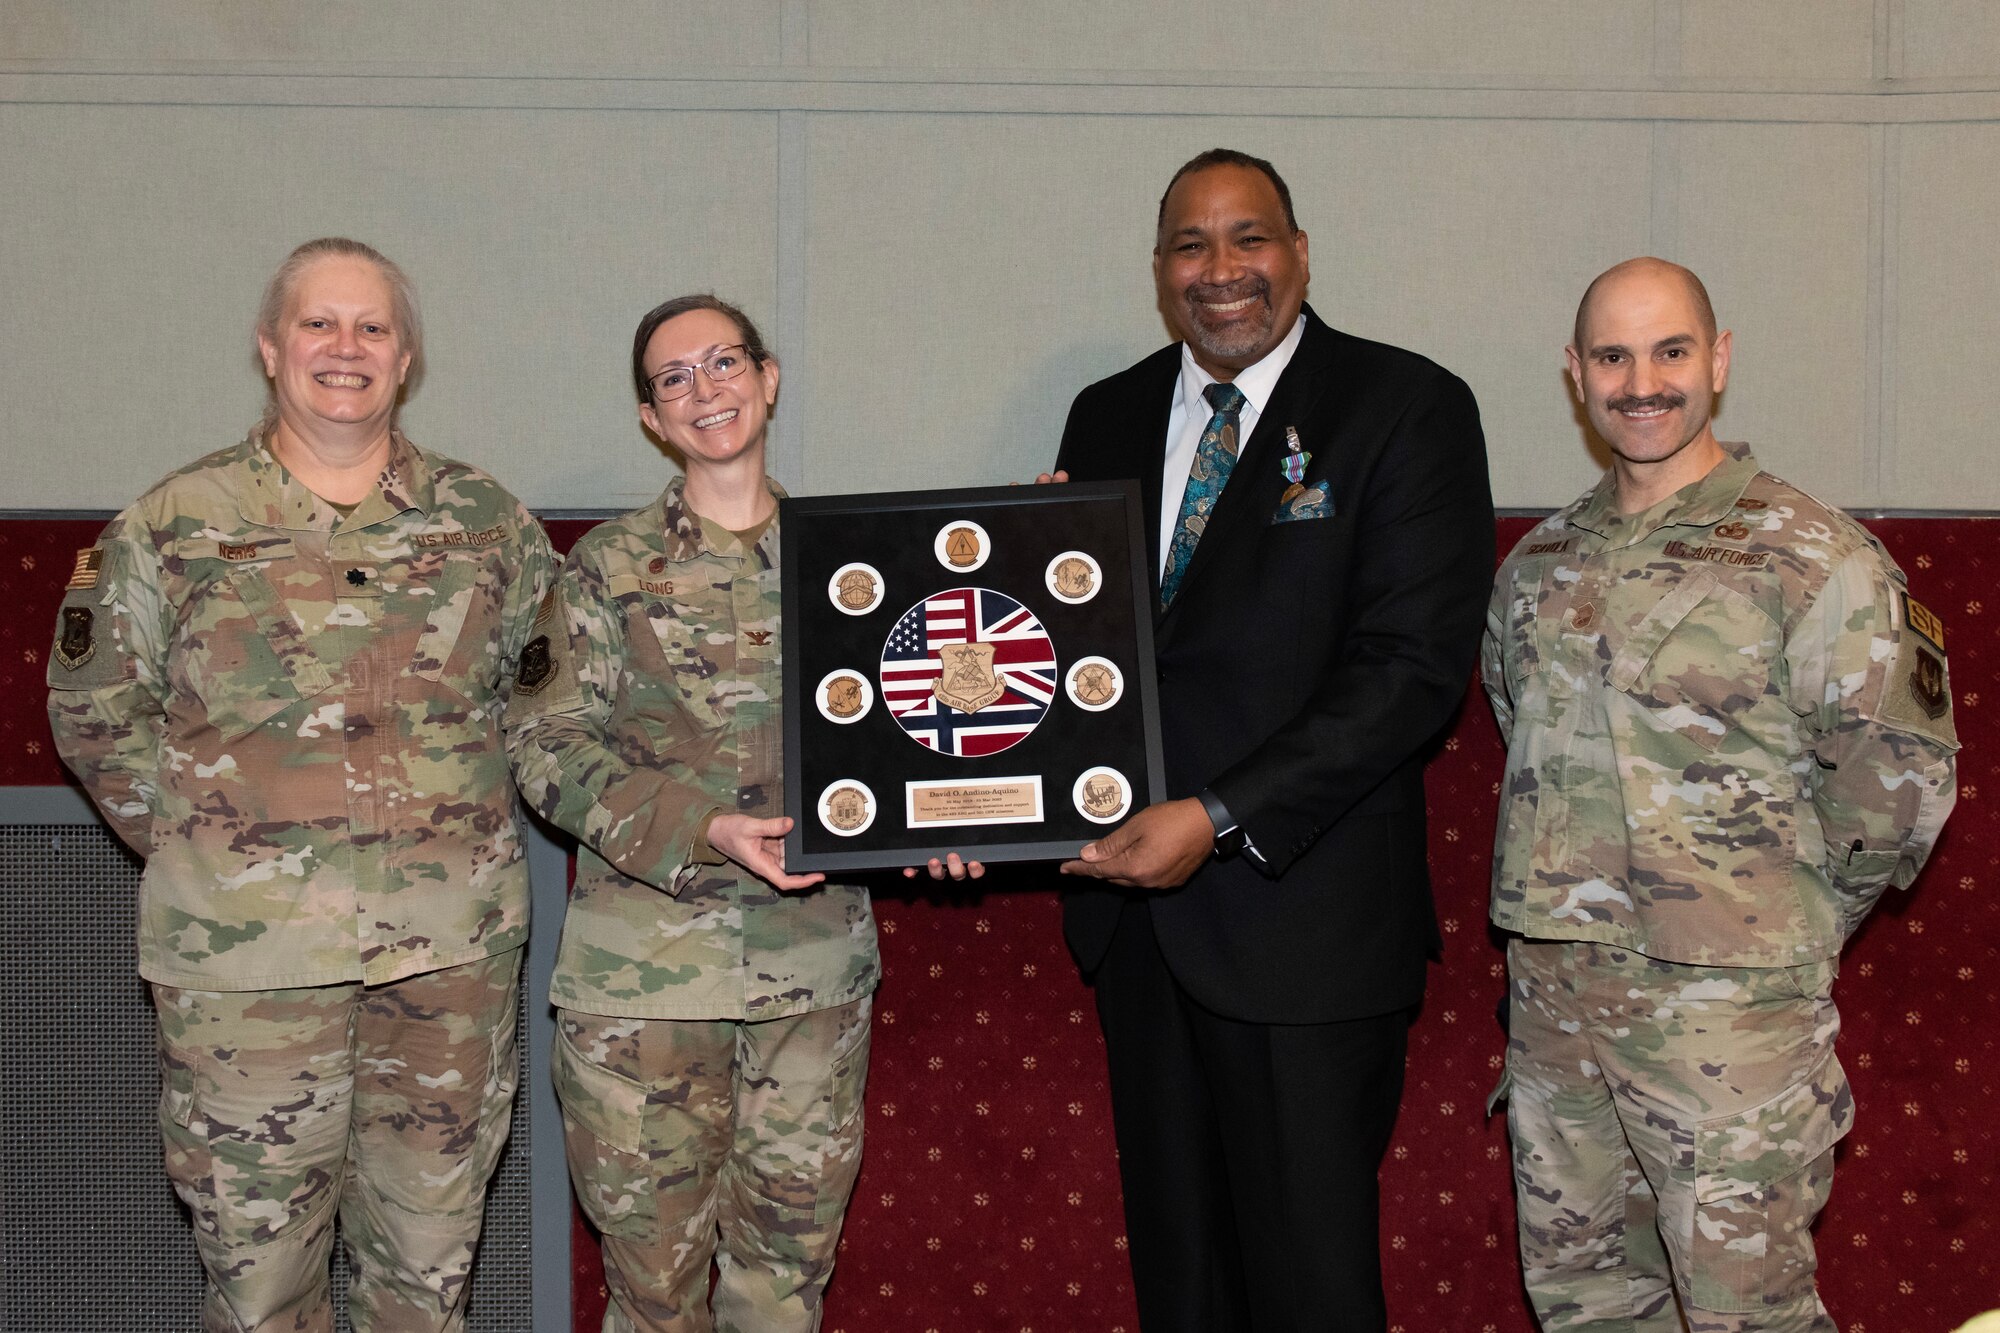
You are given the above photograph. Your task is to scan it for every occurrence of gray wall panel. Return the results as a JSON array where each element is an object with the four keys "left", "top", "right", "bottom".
[
  {"left": 0, "top": 104, "right": 778, "bottom": 513},
  {"left": 3, "top": 6, "right": 2000, "bottom": 513},
  {"left": 1676, "top": 0, "right": 1877, "bottom": 80},
  {"left": 804, "top": 2, "right": 1654, "bottom": 79},
  {"left": 1, "top": 2, "right": 784, "bottom": 71},
  {"left": 1903, "top": 0, "right": 2000, "bottom": 80},
  {"left": 1669, "top": 122, "right": 1876, "bottom": 504},
  {"left": 1893, "top": 123, "right": 2000, "bottom": 509}
]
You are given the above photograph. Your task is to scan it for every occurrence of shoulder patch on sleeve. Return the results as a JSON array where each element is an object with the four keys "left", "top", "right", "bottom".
[
  {"left": 68, "top": 546, "right": 103, "bottom": 590},
  {"left": 513, "top": 590, "right": 561, "bottom": 695},
  {"left": 45, "top": 585, "right": 131, "bottom": 691},
  {"left": 1903, "top": 592, "right": 1944, "bottom": 653},
  {"left": 508, "top": 588, "right": 581, "bottom": 713},
  {"left": 1877, "top": 606, "right": 1958, "bottom": 747}
]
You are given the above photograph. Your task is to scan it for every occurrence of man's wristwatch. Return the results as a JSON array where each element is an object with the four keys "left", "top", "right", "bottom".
[{"left": 1198, "top": 789, "right": 1247, "bottom": 859}]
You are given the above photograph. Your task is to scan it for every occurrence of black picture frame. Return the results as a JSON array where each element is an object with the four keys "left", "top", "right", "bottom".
[{"left": 780, "top": 480, "right": 1165, "bottom": 873}]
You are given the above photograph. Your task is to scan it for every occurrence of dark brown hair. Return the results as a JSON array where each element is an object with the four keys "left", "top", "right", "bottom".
[{"left": 630, "top": 294, "right": 773, "bottom": 404}]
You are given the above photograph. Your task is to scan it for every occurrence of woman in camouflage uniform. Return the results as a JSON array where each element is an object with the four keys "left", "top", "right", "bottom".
[
  {"left": 46, "top": 238, "right": 557, "bottom": 1331},
  {"left": 505, "top": 295, "right": 877, "bottom": 1332}
]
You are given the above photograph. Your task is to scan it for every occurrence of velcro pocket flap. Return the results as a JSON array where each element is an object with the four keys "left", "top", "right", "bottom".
[
  {"left": 1609, "top": 569, "right": 1719, "bottom": 692},
  {"left": 1610, "top": 570, "right": 1774, "bottom": 753},
  {"left": 172, "top": 543, "right": 333, "bottom": 741},
  {"left": 552, "top": 1028, "right": 649, "bottom": 1155},
  {"left": 407, "top": 556, "right": 485, "bottom": 683},
  {"left": 1694, "top": 1050, "right": 1852, "bottom": 1203}
]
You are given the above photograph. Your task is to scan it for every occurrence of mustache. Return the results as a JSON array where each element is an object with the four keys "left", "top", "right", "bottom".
[
  {"left": 1185, "top": 277, "right": 1269, "bottom": 305},
  {"left": 1607, "top": 391, "right": 1686, "bottom": 414}
]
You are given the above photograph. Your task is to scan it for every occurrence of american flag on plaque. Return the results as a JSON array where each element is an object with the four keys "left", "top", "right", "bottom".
[{"left": 879, "top": 586, "right": 1057, "bottom": 757}]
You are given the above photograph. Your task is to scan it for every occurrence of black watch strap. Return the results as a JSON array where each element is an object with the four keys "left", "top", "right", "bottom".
[{"left": 1198, "top": 788, "right": 1246, "bottom": 858}]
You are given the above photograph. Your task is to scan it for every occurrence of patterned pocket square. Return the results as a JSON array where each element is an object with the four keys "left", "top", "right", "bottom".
[{"left": 1272, "top": 483, "right": 1333, "bottom": 524}]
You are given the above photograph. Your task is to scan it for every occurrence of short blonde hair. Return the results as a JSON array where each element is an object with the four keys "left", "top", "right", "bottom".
[{"left": 254, "top": 237, "right": 423, "bottom": 431}]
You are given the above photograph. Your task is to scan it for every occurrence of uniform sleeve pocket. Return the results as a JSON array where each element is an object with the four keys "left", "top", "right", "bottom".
[
  {"left": 1611, "top": 572, "right": 1775, "bottom": 753},
  {"left": 1687, "top": 1051, "right": 1851, "bottom": 1313}
]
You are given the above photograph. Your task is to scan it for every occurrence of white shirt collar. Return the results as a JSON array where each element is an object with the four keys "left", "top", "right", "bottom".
[{"left": 1176, "top": 313, "right": 1307, "bottom": 425}]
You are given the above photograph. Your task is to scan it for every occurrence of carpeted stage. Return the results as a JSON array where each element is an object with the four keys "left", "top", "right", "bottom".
[{"left": 3, "top": 513, "right": 1991, "bottom": 1331}]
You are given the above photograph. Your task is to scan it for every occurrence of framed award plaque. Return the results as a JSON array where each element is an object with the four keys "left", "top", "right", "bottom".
[{"left": 780, "top": 480, "right": 1165, "bottom": 873}]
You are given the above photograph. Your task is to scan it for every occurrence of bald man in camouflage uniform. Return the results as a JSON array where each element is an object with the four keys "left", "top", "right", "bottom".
[
  {"left": 48, "top": 428, "right": 556, "bottom": 1331},
  {"left": 1483, "top": 259, "right": 1958, "bottom": 1332}
]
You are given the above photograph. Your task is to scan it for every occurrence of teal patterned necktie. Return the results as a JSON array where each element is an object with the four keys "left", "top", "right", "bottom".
[{"left": 1161, "top": 381, "right": 1247, "bottom": 607}]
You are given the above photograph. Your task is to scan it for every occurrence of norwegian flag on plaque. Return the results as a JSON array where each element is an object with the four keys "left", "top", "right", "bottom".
[{"left": 879, "top": 586, "right": 1057, "bottom": 757}]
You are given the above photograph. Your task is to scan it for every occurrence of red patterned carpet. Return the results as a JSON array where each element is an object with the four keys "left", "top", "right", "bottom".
[{"left": 4, "top": 514, "right": 1993, "bottom": 1331}]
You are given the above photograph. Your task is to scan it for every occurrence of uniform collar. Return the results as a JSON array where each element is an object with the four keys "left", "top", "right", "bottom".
[
  {"left": 1569, "top": 440, "right": 1760, "bottom": 545},
  {"left": 656, "top": 473, "right": 787, "bottom": 563},
  {"left": 235, "top": 428, "right": 433, "bottom": 532}
]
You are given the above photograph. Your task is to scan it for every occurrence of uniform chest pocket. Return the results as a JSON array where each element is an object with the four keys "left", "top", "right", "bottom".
[
  {"left": 1607, "top": 570, "right": 1776, "bottom": 753},
  {"left": 172, "top": 546, "right": 332, "bottom": 743},
  {"left": 406, "top": 554, "right": 503, "bottom": 704},
  {"left": 623, "top": 600, "right": 734, "bottom": 737}
]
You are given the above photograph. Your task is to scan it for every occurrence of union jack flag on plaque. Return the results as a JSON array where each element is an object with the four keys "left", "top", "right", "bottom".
[{"left": 879, "top": 586, "right": 1058, "bottom": 756}]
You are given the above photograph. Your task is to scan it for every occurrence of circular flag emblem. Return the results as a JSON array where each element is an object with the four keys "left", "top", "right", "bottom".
[{"left": 879, "top": 586, "right": 1057, "bottom": 757}]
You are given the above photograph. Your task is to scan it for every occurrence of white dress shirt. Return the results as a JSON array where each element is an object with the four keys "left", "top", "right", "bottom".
[{"left": 1157, "top": 313, "right": 1307, "bottom": 578}]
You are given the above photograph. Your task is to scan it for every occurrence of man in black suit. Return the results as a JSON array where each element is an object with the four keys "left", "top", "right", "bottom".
[{"left": 1053, "top": 148, "right": 1494, "bottom": 1331}]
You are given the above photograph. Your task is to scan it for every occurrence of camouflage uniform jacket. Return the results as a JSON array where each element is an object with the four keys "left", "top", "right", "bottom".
[
  {"left": 505, "top": 476, "right": 878, "bottom": 1022},
  {"left": 1482, "top": 443, "right": 1958, "bottom": 966},
  {"left": 47, "top": 431, "right": 558, "bottom": 990}
]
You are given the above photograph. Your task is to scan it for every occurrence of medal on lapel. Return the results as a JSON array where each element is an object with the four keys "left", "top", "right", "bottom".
[{"left": 1280, "top": 426, "right": 1311, "bottom": 504}]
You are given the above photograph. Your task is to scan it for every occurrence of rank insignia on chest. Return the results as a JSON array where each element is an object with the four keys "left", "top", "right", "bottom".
[
  {"left": 67, "top": 546, "right": 103, "bottom": 590},
  {"left": 55, "top": 606, "right": 96, "bottom": 670}
]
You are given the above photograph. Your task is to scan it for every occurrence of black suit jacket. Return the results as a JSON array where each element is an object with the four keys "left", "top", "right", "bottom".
[{"left": 1054, "top": 306, "right": 1494, "bottom": 1024}]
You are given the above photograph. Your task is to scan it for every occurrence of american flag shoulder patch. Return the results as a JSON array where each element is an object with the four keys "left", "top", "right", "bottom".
[{"left": 67, "top": 546, "right": 104, "bottom": 591}]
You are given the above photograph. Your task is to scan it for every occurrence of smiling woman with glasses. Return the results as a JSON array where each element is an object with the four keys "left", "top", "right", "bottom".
[{"left": 505, "top": 292, "right": 881, "bottom": 1332}]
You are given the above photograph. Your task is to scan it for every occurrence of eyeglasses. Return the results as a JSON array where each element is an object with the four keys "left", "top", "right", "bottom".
[{"left": 648, "top": 345, "right": 755, "bottom": 402}]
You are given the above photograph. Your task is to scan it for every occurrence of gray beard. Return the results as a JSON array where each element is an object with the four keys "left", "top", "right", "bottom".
[{"left": 1184, "top": 302, "right": 1274, "bottom": 365}]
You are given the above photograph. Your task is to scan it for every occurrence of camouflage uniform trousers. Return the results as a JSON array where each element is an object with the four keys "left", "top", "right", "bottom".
[
  {"left": 152, "top": 948, "right": 523, "bottom": 1333},
  {"left": 554, "top": 996, "right": 873, "bottom": 1333},
  {"left": 1504, "top": 939, "right": 1850, "bottom": 1333}
]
